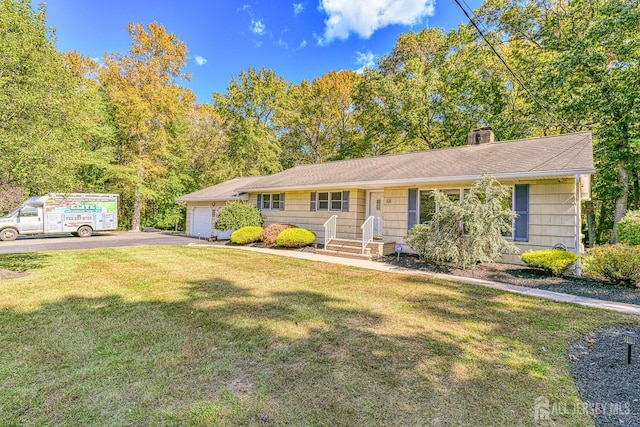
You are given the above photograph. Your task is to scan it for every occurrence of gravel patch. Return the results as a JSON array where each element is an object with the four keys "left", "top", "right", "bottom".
[
  {"left": 376, "top": 254, "right": 640, "bottom": 306},
  {"left": 569, "top": 327, "right": 640, "bottom": 426}
]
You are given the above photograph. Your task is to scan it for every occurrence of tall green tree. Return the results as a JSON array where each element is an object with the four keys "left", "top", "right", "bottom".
[
  {"left": 213, "top": 67, "right": 287, "bottom": 176},
  {"left": 99, "top": 22, "right": 195, "bottom": 231},
  {"left": 353, "top": 26, "right": 524, "bottom": 156},
  {"left": 476, "top": 0, "right": 640, "bottom": 242},
  {"left": 0, "top": 0, "right": 91, "bottom": 208},
  {"left": 64, "top": 51, "right": 119, "bottom": 193}
]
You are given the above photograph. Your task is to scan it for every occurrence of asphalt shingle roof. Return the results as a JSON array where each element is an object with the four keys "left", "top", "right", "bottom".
[
  {"left": 177, "top": 176, "right": 266, "bottom": 202},
  {"left": 239, "top": 132, "right": 594, "bottom": 191}
]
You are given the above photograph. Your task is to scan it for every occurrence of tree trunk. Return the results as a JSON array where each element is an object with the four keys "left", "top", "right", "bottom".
[
  {"left": 131, "top": 162, "right": 144, "bottom": 232},
  {"left": 612, "top": 158, "right": 629, "bottom": 243},
  {"left": 585, "top": 200, "right": 595, "bottom": 248}
]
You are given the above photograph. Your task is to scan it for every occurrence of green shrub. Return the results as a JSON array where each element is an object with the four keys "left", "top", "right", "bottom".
[
  {"left": 405, "top": 175, "right": 518, "bottom": 269},
  {"left": 275, "top": 227, "right": 316, "bottom": 248},
  {"left": 230, "top": 226, "right": 263, "bottom": 245},
  {"left": 520, "top": 249, "right": 578, "bottom": 276},
  {"left": 585, "top": 244, "right": 640, "bottom": 287},
  {"left": 214, "top": 201, "right": 263, "bottom": 231},
  {"left": 617, "top": 210, "right": 640, "bottom": 245},
  {"left": 260, "top": 223, "right": 295, "bottom": 246}
]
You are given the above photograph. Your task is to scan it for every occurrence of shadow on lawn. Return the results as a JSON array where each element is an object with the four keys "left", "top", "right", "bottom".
[
  {"left": 0, "top": 274, "right": 617, "bottom": 426},
  {"left": 0, "top": 252, "right": 51, "bottom": 272}
]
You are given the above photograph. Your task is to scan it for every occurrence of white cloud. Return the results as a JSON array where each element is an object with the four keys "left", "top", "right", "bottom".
[
  {"left": 355, "top": 50, "right": 377, "bottom": 73},
  {"left": 293, "top": 3, "right": 304, "bottom": 15},
  {"left": 277, "top": 38, "right": 289, "bottom": 49},
  {"left": 250, "top": 18, "right": 266, "bottom": 36},
  {"left": 299, "top": 40, "right": 308, "bottom": 49},
  {"left": 319, "top": 0, "right": 435, "bottom": 43},
  {"left": 194, "top": 56, "right": 208, "bottom": 66}
]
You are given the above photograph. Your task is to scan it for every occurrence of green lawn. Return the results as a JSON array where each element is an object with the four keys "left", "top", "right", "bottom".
[{"left": 0, "top": 246, "right": 635, "bottom": 426}]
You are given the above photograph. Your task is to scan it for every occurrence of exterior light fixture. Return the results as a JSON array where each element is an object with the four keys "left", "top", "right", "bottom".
[{"left": 623, "top": 331, "right": 638, "bottom": 365}]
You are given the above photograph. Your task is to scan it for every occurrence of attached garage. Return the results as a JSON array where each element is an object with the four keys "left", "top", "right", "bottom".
[
  {"left": 191, "top": 206, "right": 213, "bottom": 238},
  {"left": 177, "top": 176, "right": 267, "bottom": 239}
]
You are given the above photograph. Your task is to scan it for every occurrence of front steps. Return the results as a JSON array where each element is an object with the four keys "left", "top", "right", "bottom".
[{"left": 316, "top": 238, "right": 396, "bottom": 260}]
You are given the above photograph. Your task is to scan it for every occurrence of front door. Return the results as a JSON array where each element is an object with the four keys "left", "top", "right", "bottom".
[{"left": 369, "top": 192, "right": 384, "bottom": 237}]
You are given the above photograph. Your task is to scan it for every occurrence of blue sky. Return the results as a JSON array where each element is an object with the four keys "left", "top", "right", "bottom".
[{"left": 45, "top": 0, "right": 483, "bottom": 103}]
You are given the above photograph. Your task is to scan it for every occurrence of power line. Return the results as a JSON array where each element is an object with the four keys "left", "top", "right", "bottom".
[{"left": 451, "top": 0, "right": 577, "bottom": 133}]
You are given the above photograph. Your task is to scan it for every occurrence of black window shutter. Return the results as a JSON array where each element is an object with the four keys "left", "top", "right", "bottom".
[
  {"left": 407, "top": 188, "right": 418, "bottom": 230},
  {"left": 342, "top": 191, "right": 350, "bottom": 212},
  {"left": 514, "top": 184, "right": 529, "bottom": 241},
  {"left": 310, "top": 192, "right": 316, "bottom": 211},
  {"left": 257, "top": 194, "right": 262, "bottom": 209},
  {"left": 280, "top": 193, "right": 285, "bottom": 211}
]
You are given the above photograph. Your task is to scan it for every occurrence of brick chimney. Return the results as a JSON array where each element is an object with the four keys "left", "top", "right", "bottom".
[{"left": 467, "top": 126, "right": 495, "bottom": 145}]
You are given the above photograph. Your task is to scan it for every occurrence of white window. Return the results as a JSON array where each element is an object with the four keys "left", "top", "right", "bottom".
[
  {"left": 258, "top": 193, "right": 284, "bottom": 210},
  {"left": 310, "top": 191, "right": 350, "bottom": 212}
]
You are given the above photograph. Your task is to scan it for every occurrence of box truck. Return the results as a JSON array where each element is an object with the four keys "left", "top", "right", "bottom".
[{"left": 0, "top": 193, "right": 119, "bottom": 241}]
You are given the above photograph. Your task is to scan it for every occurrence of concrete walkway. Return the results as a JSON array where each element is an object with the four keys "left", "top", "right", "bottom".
[{"left": 191, "top": 243, "right": 640, "bottom": 316}]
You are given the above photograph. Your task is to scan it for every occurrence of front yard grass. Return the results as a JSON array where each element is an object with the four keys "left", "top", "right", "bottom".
[{"left": 0, "top": 246, "right": 635, "bottom": 426}]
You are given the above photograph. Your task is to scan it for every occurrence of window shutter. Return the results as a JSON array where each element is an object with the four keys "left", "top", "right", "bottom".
[
  {"left": 257, "top": 194, "right": 262, "bottom": 209},
  {"left": 310, "top": 192, "right": 316, "bottom": 211},
  {"left": 407, "top": 188, "right": 418, "bottom": 230},
  {"left": 280, "top": 193, "right": 285, "bottom": 211},
  {"left": 514, "top": 184, "right": 529, "bottom": 241},
  {"left": 342, "top": 191, "right": 350, "bottom": 212}
]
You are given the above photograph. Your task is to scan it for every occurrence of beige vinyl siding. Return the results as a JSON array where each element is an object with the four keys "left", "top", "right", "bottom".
[
  {"left": 382, "top": 187, "right": 410, "bottom": 244},
  {"left": 249, "top": 189, "right": 366, "bottom": 243},
  {"left": 381, "top": 178, "right": 580, "bottom": 263},
  {"left": 510, "top": 180, "right": 578, "bottom": 256}
]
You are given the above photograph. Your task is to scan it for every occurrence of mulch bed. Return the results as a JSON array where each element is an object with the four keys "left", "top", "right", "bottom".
[
  {"left": 376, "top": 254, "right": 640, "bottom": 306},
  {"left": 568, "top": 327, "right": 640, "bottom": 426}
]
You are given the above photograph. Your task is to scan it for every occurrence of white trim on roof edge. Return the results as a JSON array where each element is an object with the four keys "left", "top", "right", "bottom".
[
  {"left": 177, "top": 194, "right": 250, "bottom": 203},
  {"left": 236, "top": 168, "right": 596, "bottom": 193}
]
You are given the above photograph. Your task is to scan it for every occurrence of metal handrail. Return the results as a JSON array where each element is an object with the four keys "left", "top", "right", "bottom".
[
  {"left": 361, "top": 216, "right": 375, "bottom": 255},
  {"left": 323, "top": 215, "right": 337, "bottom": 247}
]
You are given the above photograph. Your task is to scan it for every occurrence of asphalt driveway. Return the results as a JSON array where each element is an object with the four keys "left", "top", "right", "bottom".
[{"left": 0, "top": 232, "right": 202, "bottom": 254}]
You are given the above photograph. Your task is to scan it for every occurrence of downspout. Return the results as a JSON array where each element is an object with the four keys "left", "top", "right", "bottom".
[{"left": 575, "top": 174, "right": 582, "bottom": 276}]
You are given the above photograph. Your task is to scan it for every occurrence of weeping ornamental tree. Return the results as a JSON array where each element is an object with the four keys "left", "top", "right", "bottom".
[{"left": 405, "top": 176, "right": 518, "bottom": 269}]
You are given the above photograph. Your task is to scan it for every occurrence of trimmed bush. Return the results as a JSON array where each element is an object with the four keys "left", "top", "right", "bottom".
[
  {"left": 260, "top": 223, "right": 295, "bottom": 246},
  {"left": 617, "top": 210, "right": 640, "bottom": 245},
  {"left": 275, "top": 227, "right": 316, "bottom": 248},
  {"left": 230, "top": 226, "right": 263, "bottom": 245},
  {"left": 520, "top": 249, "right": 578, "bottom": 276},
  {"left": 585, "top": 244, "right": 640, "bottom": 287},
  {"left": 214, "top": 201, "right": 263, "bottom": 231}
]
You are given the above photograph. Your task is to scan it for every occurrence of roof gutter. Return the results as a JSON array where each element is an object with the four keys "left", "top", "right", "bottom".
[
  {"left": 236, "top": 168, "right": 596, "bottom": 193},
  {"left": 176, "top": 194, "right": 250, "bottom": 203}
]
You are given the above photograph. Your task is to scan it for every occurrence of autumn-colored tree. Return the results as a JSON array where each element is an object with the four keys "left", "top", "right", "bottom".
[
  {"left": 99, "top": 22, "right": 195, "bottom": 231},
  {"left": 185, "top": 103, "right": 232, "bottom": 185},
  {"left": 278, "top": 70, "right": 360, "bottom": 167}
]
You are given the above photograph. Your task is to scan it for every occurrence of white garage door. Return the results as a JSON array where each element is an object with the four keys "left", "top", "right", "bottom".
[{"left": 191, "top": 207, "right": 213, "bottom": 238}]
